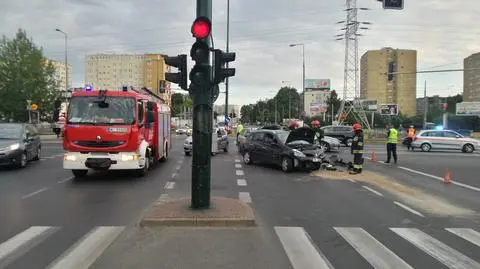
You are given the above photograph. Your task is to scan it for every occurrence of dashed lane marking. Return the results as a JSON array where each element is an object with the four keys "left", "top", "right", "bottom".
[
  {"left": 237, "top": 179, "right": 247, "bottom": 186},
  {"left": 362, "top": 186, "right": 384, "bottom": 197},
  {"left": 235, "top": 163, "right": 242, "bottom": 168},
  {"left": 347, "top": 178, "right": 356, "bottom": 183},
  {"left": 164, "top": 182, "right": 175, "bottom": 189},
  {"left": 446, "top": 228, "right": 480, "bottom": 247},
  {"left": 235, "top": 159, "right": 240, "bottom": 163},
  {"left": 393, "top": 201, "right": 425, "bottom": 218},
  {"left": 239, "top": 192, "right": 251, "bottom": 203},
  {"left": 57, "top": 177, "right": 73, "bottom": 184},
  {"left": 175, "top": 165, "right": 181, "bottom": 170},
  {"left": 21, "top": 188, "right": 49, "bottom": 199},
  {"left": 171, "top": 173, "right": 177, "bottom": 179},
  {"left": 236, "top": 170, "right": 244, "bottom": 176}
]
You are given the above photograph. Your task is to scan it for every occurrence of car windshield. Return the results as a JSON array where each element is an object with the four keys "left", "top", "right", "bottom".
[
  {"left": 67, "top": 96, "right": 136, "bottom": 125},
  {"left": 0, "top": 124, "right": 22, "bottom": 139}
]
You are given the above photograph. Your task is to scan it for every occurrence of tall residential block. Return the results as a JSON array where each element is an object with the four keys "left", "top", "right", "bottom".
[
  {"left": 84, "top": 53, "right": 172, "bottom": 106},
  {"left": 463, "top": 52, "right": 480, "bottom": 102},
  {"left": 45, "top": 59, "right": 72, "bottom": 92},
  {"left": 360, "top": 47, "right": 417, "bottom": 117}
]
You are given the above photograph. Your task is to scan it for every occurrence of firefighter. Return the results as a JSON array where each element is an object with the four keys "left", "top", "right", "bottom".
[
  {"left": 350, "top": 123, "right": 364, "bottom": 174},
  {"left": 385, "top": 123, "right": 399, "bottom": 164},
  {"left": 406, "top": 125, "right": 415, "bottom": 151},
  {"left": 311, "top": 120, "right": 324, "bottom": 142},
  {"left": 288, "top": 121, "right": 299, "bottom": 130}
]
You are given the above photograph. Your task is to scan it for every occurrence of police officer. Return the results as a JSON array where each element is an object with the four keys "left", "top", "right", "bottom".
[
  {"left": 385, "top": 123, "right": 398, "bottom": 164},
  {"left": 350, "top": 123, "right": 364, "bottom": 174}
]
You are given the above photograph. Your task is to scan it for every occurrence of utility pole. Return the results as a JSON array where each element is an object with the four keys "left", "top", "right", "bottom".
[
  {"left": 55, "top": 29, "right": 68, "bottom": 103},
  {"left": 224, "top": 0, "right": 230, "bottom": 120},
  {"left": 423, "top": 80, "right": 427, "bottom": 129}
]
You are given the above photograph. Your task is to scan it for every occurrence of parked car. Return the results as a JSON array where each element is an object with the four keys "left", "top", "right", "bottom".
[
  {"left": 318, "top": 136, "right": 342, "bottom": 152},
  {"left": 411, "top": 129, "right": 480, "bottom": 153},
  {"left": 241, "top": 127, "right": 325, "bottom": 172},
  {"left": 184, "top": 128, "right": 229, "bottom": 156},
  {"left": 319, "top": 125, "right": 355, "bottom": 146},
  {"left": 0, "top": 123, "right": 42, "bottom": 168},
  {"left": 176, "top": 128, "right": 187, "bottom": 135}
]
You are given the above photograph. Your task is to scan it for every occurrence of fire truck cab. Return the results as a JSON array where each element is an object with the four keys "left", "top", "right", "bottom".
[{"left": 62, "top": 87, "right": 171, "bottom": 178}]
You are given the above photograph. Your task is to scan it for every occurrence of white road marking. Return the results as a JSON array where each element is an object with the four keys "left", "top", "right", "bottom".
[
  {"left": 175, "top": 165, "right": 181, "bottom": 170},
  {"left": 391, "top": 228, "right": 480, "bottom": 269},
  {"left": 42, "top": 156, "right": 55, "bottom": 159},
  {"left": 446, "top": 228, "right": 480, "bottom": 247},
  {"left": 235, "top": 159, "right": 240, "bottom": 163},
  {"left": 275, "top": 226, "right": 334, "bottom": 269},
  {"left": 362, "top": 186, "right": 384, "bottom": 197},
  {"left": 164, "top": 182, "right": 175, "bottom": 189},
  {"left": 347, "top": 178, "right": 356, "bottom": 183},
  {"left": 236, "top": 170, "right": 244, "bottom": 176},
  {"left": 53, "top": 154, "right": 64, "bottom": 157},
  {"left": 237, "top": 179, "right": 247, "bottom": 186},
  {"left": 398, "top": 166, "right": 480, "bottom": 192},
  {"left": 235, "top": 163, "right": 242, "bottom": 168},
  {"left": 157, "top": 194, "right": 170, "bottom": 204},
  {"left": 177, "top": 160, "right": 183, "bottom": 164},
  {"left": 171, "top": 173, "right": 177, "bottom": 179},
  {"left": 393, "top": 202, "right": 425, "bottom": 217},
  {"left": 335, "top": 227, "right": 413, "bottom": 269},
  {"left": 239, "top": 192, "right": 251, "bottom": 203},
  {"left": 0, "top": 226, "right": 58, "bottom": 267},
  {"left": 21, "top": 188, "right": 48, "bottom": 199},
  {"left": 46, "top": 226, "right": 124, "bottom": 269},
  {"left": 57, "top": 177, "right": 73, "bottom": 184}
]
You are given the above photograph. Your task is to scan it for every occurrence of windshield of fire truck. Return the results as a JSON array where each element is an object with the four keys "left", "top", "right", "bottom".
[{"left": 67, "top": 96, "right": 136, "bottom": 125}]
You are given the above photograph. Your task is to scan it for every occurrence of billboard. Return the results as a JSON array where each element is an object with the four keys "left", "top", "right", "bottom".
[
  {"left": 305, "top": 79, "right": 330, "bottom": 90},
  {"left": 309, "top": 102, "right": 326, "bottom": 115},
  {"left": 456, "top": 102, "right": 480, "bottom": 116},
  {"left": 379, "top": 104, "right": 399, "bottom": 115},
  {"left": 361, "top": 99, "right": 378, "bottom": 111}
]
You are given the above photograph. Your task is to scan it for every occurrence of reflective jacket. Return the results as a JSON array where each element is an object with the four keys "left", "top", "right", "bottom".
[
  {"left": 407, "top": 128, "right": 415, "bottom": 138},
  {"left": 351, "top": 130, "right": 364, "bottom": 154},
  {"left": 387, "top": 128, "right": 398, "bottom": 144}
]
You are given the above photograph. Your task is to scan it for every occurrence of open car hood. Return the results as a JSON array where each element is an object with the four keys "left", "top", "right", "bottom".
[{"left": 285, "top": 127, "right": 316, "bottom": 144}]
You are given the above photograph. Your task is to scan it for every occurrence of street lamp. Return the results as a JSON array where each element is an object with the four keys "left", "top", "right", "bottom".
[
  {"left": 55, "top": 28, "right": 69, "bottom": 103},
  {"left": 289, "top": 43, "right": 305, "bottom": 118}
]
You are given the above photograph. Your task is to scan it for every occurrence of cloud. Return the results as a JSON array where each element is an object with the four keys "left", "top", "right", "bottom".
[{"left": 0, "top": 0, "right": 478, "bottom": 106}]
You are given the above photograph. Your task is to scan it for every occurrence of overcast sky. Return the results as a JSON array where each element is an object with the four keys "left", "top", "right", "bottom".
[{"left": 1, "top": 0, "right": 479, "bottom": 106}]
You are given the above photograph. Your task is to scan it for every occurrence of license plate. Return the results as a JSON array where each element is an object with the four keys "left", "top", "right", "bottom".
[{"left": 312, "top": 158, "right": 321, "bottom": 162}]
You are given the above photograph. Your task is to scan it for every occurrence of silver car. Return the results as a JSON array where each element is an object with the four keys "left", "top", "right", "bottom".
[
  {"left": 184, "top": 128, "right": 229, "bottom": 156},
  {"left": 318, "top": 136, "right": 342, "bottom": 152},
  {"left": 411, "top": 129, "right": 480, "bottom": 153}
]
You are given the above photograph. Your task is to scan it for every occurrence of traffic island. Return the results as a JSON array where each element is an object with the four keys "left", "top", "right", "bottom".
[{"left": 140, "top": 196, "right": 256, "bottom": 227}]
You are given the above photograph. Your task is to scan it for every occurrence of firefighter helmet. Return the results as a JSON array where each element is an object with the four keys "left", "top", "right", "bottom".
[
  {"left": 311, "top": 120, "right": 320, "bottom": 128},
  {"left": 353, "top": 123, "right": 362, "bottom": 131}
]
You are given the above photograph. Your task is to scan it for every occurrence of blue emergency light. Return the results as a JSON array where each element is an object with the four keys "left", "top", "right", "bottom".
[{"left": 85, "top": 85, "right": 93, "bottom": 91}]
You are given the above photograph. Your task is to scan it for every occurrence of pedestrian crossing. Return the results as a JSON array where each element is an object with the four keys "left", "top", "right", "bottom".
[
  {"left": 0, "top": 226, "right": 124, "bottom": 269},
  {"left": 275, "top": 226, "right": 480, "bottom": 269}
]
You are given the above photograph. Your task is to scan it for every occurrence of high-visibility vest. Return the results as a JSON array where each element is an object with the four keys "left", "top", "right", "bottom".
[
  {"left": 387, "top": 128, "right": 398, "bottom": 144},
  {"left": 407, "top": 128, "right": 415, "bottom": 138}
]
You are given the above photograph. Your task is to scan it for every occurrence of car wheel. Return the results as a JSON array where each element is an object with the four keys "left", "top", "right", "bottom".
[
  {"left": 319, "top": 141, "right": 330, "bottom": 152},
  {"left": 136, "top": 154, "right": 150, "bottom": 177},
  {"left": 281, "top": 157, "right": 293, "bottom": 173},
  {"left": 421, "top": 143, "right": 431, "bottom": 152},
  {"left": 462, "top": 144, "right": 474, "bottom": 153},
  {"left": 18, "top": 152, "right": 28, "bottom": 168},
  {"left": 33, "top": 147, "right": 41, "bottom": 161},
  {"left": 243, "top": 152, "right": 252, "bottom": 164},
  {"left": 185, "top": 151, "right": 191, "bottom": 156},
  {"left": 72, "top": 169, "right": 88, "bottom": 178}
]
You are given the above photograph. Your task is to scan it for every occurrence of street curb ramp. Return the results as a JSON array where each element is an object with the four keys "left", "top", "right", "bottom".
[{"left": 140, "top": 196, "right": 256, "bottom": 227}]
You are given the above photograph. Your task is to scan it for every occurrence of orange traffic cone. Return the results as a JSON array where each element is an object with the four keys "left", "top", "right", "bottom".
[
  {"left": 443, "top": 168, "right": 452, "bottom": 184},
  {"left": 371, "top": 152, "right": 377, "bottom": 162}
]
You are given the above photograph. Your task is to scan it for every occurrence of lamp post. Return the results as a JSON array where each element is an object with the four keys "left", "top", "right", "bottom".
[
  {"left": 289, "top": 43, "right": 305, "bottom": 117},
  {"left": 224, "top": 0, "right": 231, "bottom": 119},
  {"left": 55, "top": 28, "right": 68, "bottom": 103}
]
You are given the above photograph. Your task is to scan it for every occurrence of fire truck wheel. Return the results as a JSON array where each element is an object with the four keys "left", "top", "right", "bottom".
[
  {"left": 72, "top": 170, "right": 88, "bottom": 178},
  {"left": 160, "top": 143, "right": 168, "bottom": 162},
  {"left": 137, "top": 154, "right": 150, "bottom": 177}
]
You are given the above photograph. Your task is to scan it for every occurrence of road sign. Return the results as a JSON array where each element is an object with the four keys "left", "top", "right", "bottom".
[
  {"left": 379, "top": 104, "right": 399, "bottom": 115},
  {"left": 31, "top": 104, "right": 38, "bottom": 111}
]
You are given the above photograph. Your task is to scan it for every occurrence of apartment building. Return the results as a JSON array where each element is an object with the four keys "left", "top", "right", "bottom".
[
  {"left": 46, "top": 59, "right": 71, "bottom": 92},
  {"left": 464, "top": 52, "right": 480, "bottom": 102},
  {"left": 360, "top": 47, "right": 417, "bottom": 117},
  {"left": 84, "top": 53, "right": 171, "bottom": 105}
]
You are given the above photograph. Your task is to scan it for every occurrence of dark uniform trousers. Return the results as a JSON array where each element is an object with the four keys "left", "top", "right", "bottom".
[{"left": 351, "top": 131, "right": 364, "bottom": 173}]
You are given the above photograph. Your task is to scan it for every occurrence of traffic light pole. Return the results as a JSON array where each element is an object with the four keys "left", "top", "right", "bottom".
[
  {"left": 191, "top": 0, "right": 213, "bottom": 209},
  {"left": 224, "top": 0, "right": 230, "bottom": 120}
]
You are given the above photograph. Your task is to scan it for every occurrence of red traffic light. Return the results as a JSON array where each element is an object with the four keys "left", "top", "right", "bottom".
[{"left": 191, "top": 16, "right": 211, "bottom": 39}]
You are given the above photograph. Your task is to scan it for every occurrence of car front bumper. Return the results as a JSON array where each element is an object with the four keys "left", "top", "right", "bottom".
[
  {"left": 63, "top": 151, "right": 146, "bottom": 170},
  {"left": 0, "top": 149, "right": 23, "bottom": 166}
]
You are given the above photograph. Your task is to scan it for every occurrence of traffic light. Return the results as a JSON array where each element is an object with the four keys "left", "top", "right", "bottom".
[
  {"left": 189, "top": 16, "right": 212, "bottom": 90},
  {"left": 213, "top": 49, "right": 236, "bottom": 84},
  {"left": 383, "top": 0, "right": 404, "bottom": 10},
  {"left": 164, "top": 54, "right": 188, "bottom": 90}
]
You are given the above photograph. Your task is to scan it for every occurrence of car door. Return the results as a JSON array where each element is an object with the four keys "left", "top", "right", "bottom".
[
  {"left": 24, "top": 125, "right": 36, "bottom": 160},
  {"left": 217, "top": 129, "right": 228, "bottom": 149},
  {"left": 249, "top": 132, "right": 265, "bottom": 162},
  {"left": 443, "top": 131, "right": 463, "bottom": 150},
  {"left": 260, "top": 132, "right": 279, "bottom": 165}
]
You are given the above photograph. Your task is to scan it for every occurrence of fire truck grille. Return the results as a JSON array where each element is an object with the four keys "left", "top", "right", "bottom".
[{"left": 73, "top": 141, "right": 125, "bottom": 148}]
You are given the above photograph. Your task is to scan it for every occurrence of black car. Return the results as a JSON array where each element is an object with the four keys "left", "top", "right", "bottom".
[
  {"left": 319, "top": 125, "right": 355, "bottom": 146},
  {"left": 0, "top": 123, "right": 42, "bottom": 168},
  {"left": 241, "top": 127, "right": 325, "bottom": 172}
]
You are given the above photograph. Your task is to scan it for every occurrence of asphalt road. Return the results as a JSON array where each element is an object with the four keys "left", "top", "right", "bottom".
[{"left": 0, "top": 135, "right": 188, "bottom": 269}]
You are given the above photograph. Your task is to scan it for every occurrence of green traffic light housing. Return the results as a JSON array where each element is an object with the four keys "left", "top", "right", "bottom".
[
  {"left": 164, "top": 54, "right": 188, "bottom": 90},
  {"left": 213, "top": 49, "right": 236, "bottom": 84},
  {"left": 190, "top": 40, "right": 210, "bottom": 63},
  {"left": 189, "top": 65, "right": 211, "bottom": 88}
]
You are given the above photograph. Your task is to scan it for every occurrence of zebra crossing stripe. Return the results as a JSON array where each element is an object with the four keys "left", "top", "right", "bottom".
[
  {"left": 46, "top": 226, "right": 124, "bottom": 269},
  {"left": 334, "top": 227, "right": 413, "bottom": 269},
  {"left": 275, "top": 226, "right": 334, "bottom": 269},
  {"left": 0, "top": 226, "right": 58, "bottom": 268},
  {"left": 446, "top": 228, "right": 480, "bottom": 247},
  {"left": 391, "top": 228, "right": 480, "bottom": 269}
]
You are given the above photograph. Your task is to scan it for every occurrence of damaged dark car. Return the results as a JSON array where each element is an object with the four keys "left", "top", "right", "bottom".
[{"left": 241, "top": 127, "right": 325, "bottom": 172}]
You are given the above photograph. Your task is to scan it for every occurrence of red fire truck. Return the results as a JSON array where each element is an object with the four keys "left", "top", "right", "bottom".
[{"left": 62, "top": 87, "right": 171, "bottom": 178}]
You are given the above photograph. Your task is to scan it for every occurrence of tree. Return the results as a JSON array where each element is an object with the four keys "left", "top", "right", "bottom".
[
  {"left": 171, "top": 93, "right": 184, "bottom": 116},
  {"left": 326, "top": 90, "right": 341, "bottom": 118},
  {"left": 275, "top": 87, "right": 300, "bottom": 119},
  {"left": 0, "top": 29, "right": 60, "bottom": 122}
]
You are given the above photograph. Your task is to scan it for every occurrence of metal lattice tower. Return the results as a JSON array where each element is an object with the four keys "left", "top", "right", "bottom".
[{"left": 336, "top": 0, "right": 371, "bottom": 129}]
